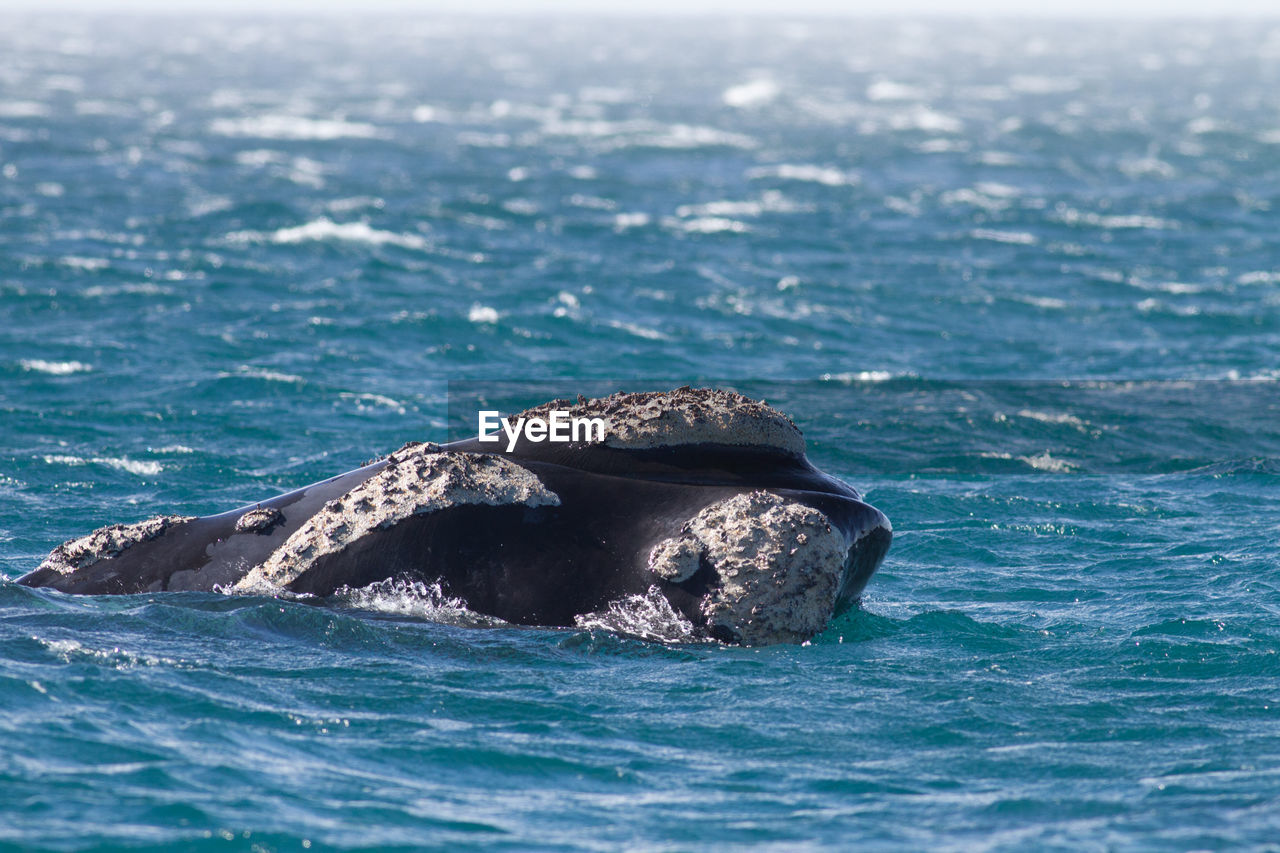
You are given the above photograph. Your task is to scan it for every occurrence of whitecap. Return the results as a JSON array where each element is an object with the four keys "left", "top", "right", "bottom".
[
  {"left": 219, "top": 366, "right": 306, "bottom": 384},
  {"left": 338, "top": 392, "right": 406, "bottom": 414},
  {"left": 606, "top": 319, "right": 667, "bottom": 341},
  {"left": 943, "top": 189, "right": 1013, "bottom": 211},
  {"left": 613, "top": 212, "right": 650, "bottom": 230},
  {"left": 676, "top": 192, "right": 802, "bottom": 218},
  {"left": 285, "top": 157, "right": 325, "bottom": 188},
  {"left": 234, "top": 149, "right": 287, "bottom": 167},
  {"left": 210, "top": 115, "right": 382, "bottom": 140},
  {"left": 885, "top": 105, "right": 962, "bottom": 133},
  {"left": 676, "top": 200, "right": 761, "bottom": 218},
  {"left": 635, "top": 124, "right": 757, "bottom": 150},
  {"left": 1055, "top": 207, "right": 1179, "bottom": 230},
  {"left": 1019, "top": 451, "right": 1075, "bottom": 473},
  {"left": 1128, "top": 280, "right": 1207, "bottom": 295},
  {"left": 971, "top": 229, "right": 1038, "bottom": 245},
  {"left": 20, "top": 359, "right": 92, "bottom": 375},
  {"left": 188, "top": 196, "right": 233, "bottom": 217},
  {"left": 1119, "top": 157, "right": 1176, "bottom": 179},
  {"left": 1011, "top": 294, "right": 1068, "bottom": 310},
  {"left": 665, "top": 216, "right": 751, "bottom": 234},
  {"left": 745, "top": 163, "right": 858, "bottom": 187},
  {"left": 567, "top": 194, "right": 615, "bottom": 211},
  {"left": 866, "top": 80, "right": 925, "bottom": 102},
  {"left": 0, "top": 101, "right": 51, "bottom": 118},
  {"left": 502, "top": 198, "right": 539, "bottom": 216},
  {"left": 1096, "top": 213, "right": 1179, "bottom": 230},
  {"left": 102, "top": 458, "right": 163, "bottom": 476},
  {"left": 326, "top": 196, "right": 384, "bottom": 214},
  {"left": 1238, "top": 271, "right": 1280, "bottom": 285},
  {"left": 539, "top": 117, "right": 642, "bottom": 139},
  {"left": 722, "top": 78, "right": 780, "bottom": 108},
  {"left": 1187, "top": 117, "right": 1223, "bottom": 135},
  {"left": 39, "top": 636, "right": 180, "bottom": 668},
  {"left": 1016, "top": 409, "right": 1090, "bottom": 430},
  {"left": 411, "top": 104, "right": 443, "bottom": 122},
  {"left": 43, "top": 454, "right": 162, "bottom": 476},
  {"left": 81, "top": 283, "right": 172, "bottom": 298},
  {"left": 977, "top": 151, "right": 1021, "bottom": 166},
  {"left": 893, "top": 107, "right": 962, "bottom": 134},
  {"left": 916, "top": 138, "right": 969, "bottom": 153},
  {"left": 1136, "top": 298, "right": 1202, "bottom": 317},
  {"left": 231, "top": 218, "right": 430, "bottom": 251},
  {"left": 884, "top": 196, "right": 922, "bottom": 216},
  {"left": 975, "top": 182, "right": 1021, "bottom": 198},
  {"left": 468, "top": 304, "right": 500, "bottom": 324}
]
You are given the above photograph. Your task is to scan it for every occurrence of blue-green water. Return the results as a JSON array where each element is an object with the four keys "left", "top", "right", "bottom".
[{"left": 3, "top": 14, "right": 1280, "bottom": 850}]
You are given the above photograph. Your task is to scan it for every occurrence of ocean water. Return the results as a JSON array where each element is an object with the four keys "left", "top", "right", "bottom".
[{"left": 3, "top": 13, "right": 1280, "bottom": 850}]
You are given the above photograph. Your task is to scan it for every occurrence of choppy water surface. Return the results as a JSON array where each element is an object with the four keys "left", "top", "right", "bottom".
[{"left": 3, "top": 14, "right": 1280, "bottom": 850}]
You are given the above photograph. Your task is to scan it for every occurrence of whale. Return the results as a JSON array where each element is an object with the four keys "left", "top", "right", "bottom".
[{"left": 17, "top": 388, "right": 892, "bottom": 645}]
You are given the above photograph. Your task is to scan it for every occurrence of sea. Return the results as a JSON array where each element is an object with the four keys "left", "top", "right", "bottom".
[{"left": 2, "top": 13, "right": 1280, "bottom": 850}]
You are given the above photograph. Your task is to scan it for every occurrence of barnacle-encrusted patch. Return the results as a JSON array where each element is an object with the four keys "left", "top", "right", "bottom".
[
  {"left": 648, "top": 490, "right": 847, "bottom": 645},
  {"left": 232, "top": 448, "right": 559, "bottom": 593},
  {"left": 235, "top": 507, "right": 284, "bottom": 535},
  {"left": 38, "top": 515, "right": 194, "bottom": 576},
  {"left": 513, "top": 387, "right": 805, "bottom": 455}
]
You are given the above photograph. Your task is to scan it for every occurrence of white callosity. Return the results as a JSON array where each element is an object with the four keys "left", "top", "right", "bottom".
[
  {"left": 38, "top": 515, "right": 195, "bottom": 576},
  {"left": 232, "top": 447, "right": 560, "bottom": 593},
  {"left": 646, "top": 536, "right": 703, "bottom": 582},
  {"left": 648, "top": 490, "right": 848, "bottom": 645},
  {"left": 512, "top": 387, "right": 806, "bottom": 455},
  {"left": 234, "top": 506, "right": 284, "bottom": 534}
]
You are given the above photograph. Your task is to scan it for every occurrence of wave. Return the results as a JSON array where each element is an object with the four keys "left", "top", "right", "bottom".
[
  {"left": 42, "top": 455, "right": 161, "bottom": 477},
  {"left": 0, "top": 101, "right": 51, "bottom": 118},
  {"left": 722, "top": 78, "right": 781, "bottom": 108},
  {"left": 467, "top": 304, "right": 500, "bottom": 324},
  {"left": 20, "top": 359, "right": 92, "bottom": 375},
  {"left": 209, "top": 115, "right": 383, "bottom": 140},
  {"left": 663, "top": 216, "right": 750, "bottom": 234},
  {"left": 539, "top": 118, "right": 757, "bottom": 150},
  {"left": 226, "top": 218, "right": 430, "bottom": 251},
  {"left": 970, "top": 229, "right": 1038, "bottom": 245},
  {"left": 746, "top": 163, "right": 859, "bottom": 187},
  {"left": 1055, "top": 207, "right": 1180, "bottom": 231},
  {"left": 217, "top": 366, "right": 306, "bottom": 384}
]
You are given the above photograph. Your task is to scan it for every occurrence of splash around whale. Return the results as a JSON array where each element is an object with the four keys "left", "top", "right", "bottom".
[{"left": 18, "top": 388, "right": 892, "bottom": 645}]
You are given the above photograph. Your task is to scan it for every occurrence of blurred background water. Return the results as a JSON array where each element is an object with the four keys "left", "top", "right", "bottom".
[{"left": 2, "top": 14, "right": 1280, "bottom": 849}]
